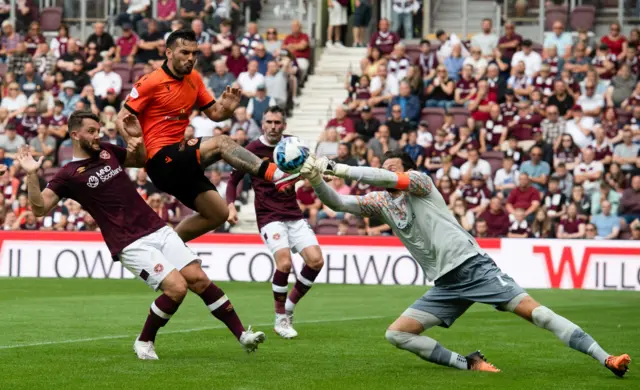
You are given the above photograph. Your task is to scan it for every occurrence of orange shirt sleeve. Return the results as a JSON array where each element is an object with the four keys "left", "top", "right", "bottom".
[
  {"left": 124, "top": 74, "right": 158, "bottom": 115},
  {"left": 194, "top": 72, "right": 215, "bottom": 110}
]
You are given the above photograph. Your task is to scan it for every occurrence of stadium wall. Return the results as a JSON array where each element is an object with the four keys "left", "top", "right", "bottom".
[{"left": 0, "top": 232, "right": 639, "bottom": 291}]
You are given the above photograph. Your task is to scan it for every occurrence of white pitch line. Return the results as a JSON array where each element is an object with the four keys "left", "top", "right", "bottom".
[{"left": 0, "top": 315, "right": 390, "bottom": 350}]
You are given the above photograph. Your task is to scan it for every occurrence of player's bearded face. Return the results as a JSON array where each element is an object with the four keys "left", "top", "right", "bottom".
[
  {"left": 78, "top": 130, "right": 101, "bottom": 155},
  {"left": 170, "top": 41, "right": 198, "bottom": 76}
]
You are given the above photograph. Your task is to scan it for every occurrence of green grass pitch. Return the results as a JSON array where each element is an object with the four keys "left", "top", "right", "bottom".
[{"left": 0, "top": 278, "right": 638, "bottom": 389}]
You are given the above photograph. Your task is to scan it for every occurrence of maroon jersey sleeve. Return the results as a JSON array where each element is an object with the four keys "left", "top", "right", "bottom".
[
  {"left": 226, "top": 168, "right": 245, "bottom": 204},
  {"left": 46, "top": 170, "right": 71, "bottom": 199}
]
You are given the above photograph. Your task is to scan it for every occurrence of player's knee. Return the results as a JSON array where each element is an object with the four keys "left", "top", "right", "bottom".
[
  {"left": 306, "top": 253, "right": 324, "bottom": 271},
  {"left": 186, "top": 269, "right": 211, "bottom": 294},
  {"left": 531, "top": 305, "right": 554, "bottom": 329},
  {"left": 164, "top": 276, "right": 188, "bottom": 302},
  {"left": 385, "top": 329, "right": 409, "bottom": 348}
]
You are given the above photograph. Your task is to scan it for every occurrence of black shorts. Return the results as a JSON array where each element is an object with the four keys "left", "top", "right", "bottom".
[{"left": 145, "top": 137, "right": 217, "bottom": 210}]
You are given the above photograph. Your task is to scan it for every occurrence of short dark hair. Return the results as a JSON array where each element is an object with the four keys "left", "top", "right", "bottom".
[
  {"left": 264, "top": 105, "right": 285, "bottom": 119},
  {"left": 383, "top": 150, "right": 417, "bottom": 171},
  {"left": 166, "top": 29, "right": 197, "bottom": 49},
  {"left": 68, "top": 110, "right": 100, "bottom": 132},
  {"left": 54, "top": 100, "right": 64, "bottom": 108}
]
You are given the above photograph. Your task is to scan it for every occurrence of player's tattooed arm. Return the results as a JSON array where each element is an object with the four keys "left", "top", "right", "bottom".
[{"left": 209, "top": 134, "right": 264, "bottom": 175}]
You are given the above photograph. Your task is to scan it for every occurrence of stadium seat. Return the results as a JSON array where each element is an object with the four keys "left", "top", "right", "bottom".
[
  {"left": 40, "top": 8, "right": 63, "bottom": 36},
  {"left": 447, "top": 107, "right": 470, "bottom": 127},
  {"left": 372, "top": 107, "right": 387, "bottom": 123},
  {"left": 131, "top": 64, "right": 147, "bottom": 83},
  {"left": 113, "top": 63, "right": 132, "bottom": 84},
  {"left": 57, "top": 145, "right": 74, "bottom": 167},
  {"left": 120, "top": 84, "right": 132, "bottom": 101},
  {"left": 570, "top": 6, "right": 596, "bottom": 31},
  {"left": 315, "top": 223, "right": 339, "bottom": 235},
  {"left": 43, "top": 167, "right": 60, "bottom": 182},
  {"left": 347, "top": 110, "right": 361, "bottom": 123},
  {"left": 481, "top": 151, "right": 504, "bottom": 174},
  {"left": 616, "top": 108, "right": 632, "bottom": 124},
  {"left": 0, "top": 63, "right": 7, "bottom": 78},
  {"left": 420, "top": 108, "right": 445, "bottom": 134},
  {"left": 532, "top": 42, "right": 544, "bottom": 55},
  {"left": 406, "top": 45, "right": 421, "bottom": 63},
  {"left": 545, "top": 5, "right": 568, "bottom": 31}
]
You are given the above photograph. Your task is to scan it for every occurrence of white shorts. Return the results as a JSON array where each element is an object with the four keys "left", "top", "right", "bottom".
[
  {"left": 119, "top": 226, "right": 199, "bottom": 291},
  {"left": 329, "top": 3, "right": 348, "bottom": 26},
  {"left": 260, "top": 219, "right": 319, "bottom": 255}
]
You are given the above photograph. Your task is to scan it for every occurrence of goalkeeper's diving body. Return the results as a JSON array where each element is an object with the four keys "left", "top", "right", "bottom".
[{"left": 300, "top": 150, "right": 631, "bottom": 376}]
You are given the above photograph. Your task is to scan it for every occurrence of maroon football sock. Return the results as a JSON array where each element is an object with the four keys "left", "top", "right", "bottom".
[
  {"left": 286, "top": 265, "right": 321, "bottom": 313},
  {"left": 272, "top": 270, "right": 289, "bottom": 314},
  {"left": 198, "top": 283, "right": 245, "bottom": 340},
  {"left": 139, "top": 294, "right": 181, "bottom": 342}
]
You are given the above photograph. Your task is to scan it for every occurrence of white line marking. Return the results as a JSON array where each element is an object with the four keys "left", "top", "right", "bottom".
[{"left": 0, "top": 315, "right": 391, "bottom": 350}]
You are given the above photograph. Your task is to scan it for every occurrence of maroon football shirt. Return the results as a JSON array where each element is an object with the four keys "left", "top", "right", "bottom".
[
  {"left": 47, "top": 142, "right": 167, "bottom": 255},
  {"left": 226, "top": 136, "right": 304, "bottom": 230}
]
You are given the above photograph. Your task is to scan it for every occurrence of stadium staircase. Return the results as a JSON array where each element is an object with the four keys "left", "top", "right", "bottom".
[{"left": 287, "top": 47, "right": 368, "bottom": 152}]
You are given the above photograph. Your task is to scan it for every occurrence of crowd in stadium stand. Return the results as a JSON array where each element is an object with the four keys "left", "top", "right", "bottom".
[
  {"left": 317, "top": 16, "right": 640, "bottom": 240},
  {"left": 0, "top": 2, "right": 638, "bottom": 241}
]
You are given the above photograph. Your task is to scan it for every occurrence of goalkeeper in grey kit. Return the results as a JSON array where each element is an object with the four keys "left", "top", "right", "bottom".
[{"left": 298, "top": 150, "right": 630, "bottom": 375}]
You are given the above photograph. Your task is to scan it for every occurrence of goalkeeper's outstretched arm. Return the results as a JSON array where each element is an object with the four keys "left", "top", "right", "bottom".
[
  {"left": 311, "top": 179, "right": 368, "bottom": 216},
  {"left": 328, "top": 164, "right": 433, "bottom": 197}
]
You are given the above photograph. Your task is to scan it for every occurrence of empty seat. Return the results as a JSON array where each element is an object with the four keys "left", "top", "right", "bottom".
[
  {"left": 482, "top": 151, "right": 505, "bottom": 174},
  {"left": 57, "top": 145, "right": 74, "bottom": 166},
  {"left": 571, "top": 5, "right": 596, "bottom": 32},
  {"left": 0, "top": 63, "right": 7, "bottom": 78},
  {"left": 616, "top": 108, "right": 632, "bottom": 124},
  {"left": 347, "top": 110, "right": 361, "bottom": 122},
  {"left": 112, "top": 63, "right": 132, "bottom": 84},
  {"left": 372, "top": 107, "right": 388, "bottom": 123},
  {"left": 131, "top": 64, "right": 147, "bottom": 83},
  {"left": 447, "top": 107, "right": 470, "bottom": 127},
  {"left": 420, "top": 108, "right": 445, "bottom": 133},
  {"left": 40, "top": 8, "right": 63, "bottom": 34}
]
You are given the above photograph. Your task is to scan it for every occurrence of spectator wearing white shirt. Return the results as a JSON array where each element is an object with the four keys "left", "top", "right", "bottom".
[
  {"left": 265, "top": 60, "right": 288, "bottom": 108},
  {"left": 511, "top": 39, "right": 542, "bottom": 78},
  {"left": 564, "top": 107, "right": 594, "bottom": 149},
  {"left": 391, "top": 0, "right": 420, "bottom": 39},
  {"left": 494, "top": 154, "right": 519, "bottom": 199},
  {"left": 460, "top": 147, "right": 493, "bottom": 190},
  {"left": 191, "top": 111, "right": 229, "bottom": 138},
  {"left": 574, "top": 148, "right": 604, "bottom": 196},
  {"left": 576, "top": 79, "right": 605, "bottom": 118},
  {"left": 463, "top": 47, "right": 488, "bottom": 80},
  {"left": 91, "top": 60, "right": 122, "bottom": 98},
  {"left": 236, "top": 60, "right": 265, "bottom": 99},
  {"left": 368, "top": 63, "right": 399, "bottom": 107},
  {"left": 470, "top": 19, "right": 499, "bottom": 57}
]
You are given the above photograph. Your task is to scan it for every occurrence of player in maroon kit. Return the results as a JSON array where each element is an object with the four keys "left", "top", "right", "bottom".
[
  {"left": 226, "top": 107, "right": 324, "bottom": 339},
  {"left": 17, "top": 111, "right": 265, "bottom": 360}
]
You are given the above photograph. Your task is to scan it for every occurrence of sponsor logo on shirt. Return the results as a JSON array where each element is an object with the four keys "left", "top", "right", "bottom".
[
  {"left": 154, "top": 263, "right": 164, "bottom": 273},
  {"left": 86, "top": 165, "right": 123, "bottom": 188},
  {"left": 100, "top": 150, "right": 110, "bottom": 160}
]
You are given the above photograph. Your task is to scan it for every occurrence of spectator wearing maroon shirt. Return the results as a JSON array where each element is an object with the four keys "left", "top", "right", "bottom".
[
  {"left": 368, "top": 18, "right": 399, "bottom": 56},
  {"left": 115, "top": 24, "right": 138, "bottom": 65},
  {"left": 12, "top": 104, "right": 42, "bottom": 142},
  {"left": 467, "top": 79, "right": 493, "bottom": 127},
  {"left": 283, "top": 20, "right": 311, "bottom": 79},
  {"left": 506, "top": 173, "right": 540, "bottom": 220},
  {"left": 480, "top": 197, "right": 510, "bottom": 237},
  {"left": 296, "top": 179, "right": 322, "bottom": 225},
  {"left": 508, "top": 208, "right": 531, "bottom": 238},
  {"left": 498, "top": 21, "right": 522, "bottom": 61},
  {"left": 424, "top": 130, "right": 450, "bottom": 173},
  {"left": 506, "top": 101, "right": 540, "bottom": 150},
  {"left": 226, "top": 43, "right": 249, "bottom": 78},
  {"left": 24, "top": 21, "right": 45, "bottom": 56},
  {"left": 454, "top": 64, "right": 477, "bottom": 108},
  {"left": 557, "top": 203, "right": 587, "bottom": 239},
  {"left": 416, "top": 39, "right": 439, "bottom": 82},
  {"left": 451, "top": 173, "right": 489, "bottom": 216},
  {"left": 620, "top": 174, "right": 640, "bottom": 224},
  {"left": 325, "top": 106, "right": 356, "bottom": 143}
]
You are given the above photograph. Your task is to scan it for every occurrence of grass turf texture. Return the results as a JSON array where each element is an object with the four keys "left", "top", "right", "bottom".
[{"left": 0, "top": 278, "right": 638, "bottom": 390}]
